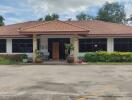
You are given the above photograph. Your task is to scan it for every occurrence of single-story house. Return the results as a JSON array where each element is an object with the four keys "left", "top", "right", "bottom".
[{"left": 0, "top": 20, "right": 132, "bottom": 62}]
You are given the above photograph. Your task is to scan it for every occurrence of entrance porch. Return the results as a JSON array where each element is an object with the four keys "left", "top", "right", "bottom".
[
  {"left": 19, "top": 20, "right": 89, "bottom": 63},
  {"left": 38, "top": 35, "right": 79, "bottom": 62}
]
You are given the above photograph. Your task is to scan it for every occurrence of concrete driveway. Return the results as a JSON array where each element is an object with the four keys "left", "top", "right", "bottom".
[{"left": 0, "top": 65, "right": 132, "bottom": 100}]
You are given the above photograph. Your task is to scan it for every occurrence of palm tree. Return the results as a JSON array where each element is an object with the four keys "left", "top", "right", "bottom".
[{"left": 0, "top": 15, "right": 5, "bottom": 26}]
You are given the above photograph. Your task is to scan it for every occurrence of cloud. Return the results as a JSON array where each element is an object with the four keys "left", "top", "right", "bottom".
[
  {"left": 4, "top": 17, "right": 23, "bottom": 24},
  {"left": 0, "top": 1, "right": 36, "bottom": 24},
  {"left": 123, "top": 0, "right": 132, "bottom": 17},
  {"left": 27, "top": 0, "right": 116, "bottom": 17},
  {"left": 1, "top": 0, "right": 131, "bottom": 24},
  {"left": 0, "top": 5, "right": 14, "bottom": 14}
]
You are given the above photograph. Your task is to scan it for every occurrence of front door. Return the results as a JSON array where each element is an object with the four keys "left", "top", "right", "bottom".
[
  {"left": 48, "top": 38, "right": 70, "bottom": 60},
  {"left": 52, "top": 42, "right": 59, "bottom": 60}
]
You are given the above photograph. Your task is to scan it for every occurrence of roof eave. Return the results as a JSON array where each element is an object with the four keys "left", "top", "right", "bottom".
[{"left": 19, "top": 30, "right": 90, "bottom": 35}]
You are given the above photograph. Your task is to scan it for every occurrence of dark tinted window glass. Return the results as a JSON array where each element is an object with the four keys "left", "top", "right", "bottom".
[
  {"left": 79, "top": 39, "right": 107, "bottom": 52},
  {"left": 12, "top": 39, "right": 33, "bottom": 53},
  {"left": 114, "top": 38, "right": 132, "bottom": 52},
  {"left": 0, "top": 39, "right": 6, "bottom": 53}
]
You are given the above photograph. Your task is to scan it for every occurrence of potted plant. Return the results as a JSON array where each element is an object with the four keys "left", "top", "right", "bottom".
[
  {"left": 35, "top": 50, "right": 43, "bottom": 63},
  {"left": 65, "top": 44, "right": 74, "bottom": 63},
  {"left": 21, "top": 54, "right": 28, "bottom": 63}
]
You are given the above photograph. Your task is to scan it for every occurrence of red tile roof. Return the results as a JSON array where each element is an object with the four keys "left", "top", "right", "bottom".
[
  {"left": 19, "top": 20, "right": 89, "bottom": 35},
  {"left": 68, "top": 20, "right": 132, "bottom": 36},
  {"left": 0, "top": 21, "right": 41, "bottom": 37},
  {"left": 0, "top": 20, "right": 132, "bottom": 37}
]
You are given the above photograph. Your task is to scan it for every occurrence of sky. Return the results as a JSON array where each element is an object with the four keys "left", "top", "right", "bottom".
[{"left": 0, "top": 0, "right": 132, "bottom": 25}]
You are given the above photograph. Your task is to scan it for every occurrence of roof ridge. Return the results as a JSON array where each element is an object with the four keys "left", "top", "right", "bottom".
[
  {"left": 19, "top": 21, "right": 52, "bottom": 31},
  {"left": 19, "top": 20, "right": 90, "bottom": 32},
  {"left": 58, "top": 20, "right": 90, "bottom": 31}
]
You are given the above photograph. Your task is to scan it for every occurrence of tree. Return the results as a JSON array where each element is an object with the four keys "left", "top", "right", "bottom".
[
  {"left": 38, "top": 13, "right": 59, "bottom": 21},
  {"left": 87, "top": 15, "right": 95, "bottom": 20},
  {"left": 38, "top": 18, "right": 43, "bottom": 21},
  {"left": 44, "top": 14, "right": 53, "bottom": 21},
  {"left": 0, "top": 15, "right": 4, "bottom": 26},
  {"left": 76, "top": 12, "right": 87, "bottom": 20},
  {"left": 51, "top": 14, "right": 59, "bottom": 20},
  {"left": 128, "top": 15, "right": 132, "bottom": 23},
  {"left": 96, "top": 2, "right": 126, "bottom": 24},
  {"left": 76, "top": 12, "right": 95, "bottom": 21}
]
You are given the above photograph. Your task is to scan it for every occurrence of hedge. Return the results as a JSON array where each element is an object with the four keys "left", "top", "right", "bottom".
[
  {"left": 84, "top": 52, "right": 132, "bottom": 62},
  {"left": 0, "top": 54, "right": 27, "bottom": 64}
]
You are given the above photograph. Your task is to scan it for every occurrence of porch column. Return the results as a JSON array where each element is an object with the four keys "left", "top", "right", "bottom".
[
  {"left": 107, "top": 37, "right": 114, "bottom": 52},
  {"left": 33, "top": 34, "right": 37, "bottom": 62},
  {"left": 6, "top": 38, "right": 12, "bottom": 53},
  {"left": 71, "top": 35, "right": 79, "bottom": 63}
]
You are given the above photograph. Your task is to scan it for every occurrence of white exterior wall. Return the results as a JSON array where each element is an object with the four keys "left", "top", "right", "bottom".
[
  {"left": 0, "top": 36, "right": 116, "bottom": 58},
  {"left": 107, "top": 37, "right": 114, "bottom": 52},
  {"left": 40, "top": 35, "right": 48, "bottom": 53}
]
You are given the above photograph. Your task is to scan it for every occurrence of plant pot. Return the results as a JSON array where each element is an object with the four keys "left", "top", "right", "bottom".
[
  {"left": 67, "top": 55, "right": 74, "bottom": 63},
  {"left": 35, "top": 58, "right": 43, "bottom": 63}
]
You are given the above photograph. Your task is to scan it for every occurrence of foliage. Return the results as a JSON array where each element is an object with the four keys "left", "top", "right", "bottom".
[
  {"left": 76, "top": 12, "right": 87, "bottom": 21},
  {"left": 0, "top": 57, "right": 12, "bottom": 64},
  {"left": 35, "top": 50, "right": 43, "bottom": 63},
  {"left": 76, "top": 12, "right": 95, "bottom": 21},
  {"left": 96, "top": 2, "right": 126, "bottom": 24},
  {"left": 128, "top": 15, "right": 132, "bottom": 24},
  {"left": 84, "top": 52, "right": 132, "bottom": 62},
  {"left": 20, "top": 54, "right": 28, "bottom": 60},
  {"left": 0, "top": 15, "right": 4, "bottom": 26},
  {"left": 65, "top": 44, "right": 74, "bottom": 56},
  {"left": 38, "top": 18, "right": 43, "bottom": 21},
  {"left": 0, "top": 54, "right": 27, "bottom": 64},
  {"left": 35, "top": 50, "right": 41, "bottom": 58},
  {"left": 38, "top": 13, "right": 59, "bottom": 21}
]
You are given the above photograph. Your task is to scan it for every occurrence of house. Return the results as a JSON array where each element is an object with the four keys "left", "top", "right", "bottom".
[{"left": 0, "top": 20, "right": 132, "bottom": 62}]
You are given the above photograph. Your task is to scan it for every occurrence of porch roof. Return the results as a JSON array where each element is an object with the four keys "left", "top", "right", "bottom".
[{"left": 19, "top": 20, "right": 89, "bottom": 35}]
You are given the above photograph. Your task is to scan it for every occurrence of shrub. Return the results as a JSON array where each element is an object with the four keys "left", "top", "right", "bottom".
[
  {"left": 0, "top": 57, "right": 12, "bottom": 64},
  {"left": 84, "top": 52, "right": 132, "bottom": 62},
  {"left": 0, "top": 54, "right": 27, "bottom": 64}
]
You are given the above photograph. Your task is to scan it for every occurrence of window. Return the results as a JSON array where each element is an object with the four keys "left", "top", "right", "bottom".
[
  {"left": 0, "top": 39, "right": 6, "bottom": 53},
  {"left": 114, "top": 38, "right": 132, "bottom": 52},
  {"left": 79, "top": 39, "right": 107, "bottom": 52},
  {"left": 12, "top": 39, "right": 33, "bottom": 53}
]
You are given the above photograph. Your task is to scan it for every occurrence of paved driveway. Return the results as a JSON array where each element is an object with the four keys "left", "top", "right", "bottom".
[{"left": 0, "top": 65, "right": 132, "bottom": 100}]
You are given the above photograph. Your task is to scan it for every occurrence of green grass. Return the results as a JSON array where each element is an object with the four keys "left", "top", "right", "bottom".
[{"left": 0, "top": 58, "right": 20, "bottom": 65}]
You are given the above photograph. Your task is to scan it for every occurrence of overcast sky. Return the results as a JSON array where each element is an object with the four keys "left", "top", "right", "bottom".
[{"left": 0, "top": 0, "right": 132, "bottom": 25}]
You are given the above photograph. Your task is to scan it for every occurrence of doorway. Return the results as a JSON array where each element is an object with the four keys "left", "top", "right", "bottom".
[
  {"left": 48, "top": 38, "right": 70, "bottom": 60},
  {"left": 52, "top": 42, "right": 59, "bottom": 60}
]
